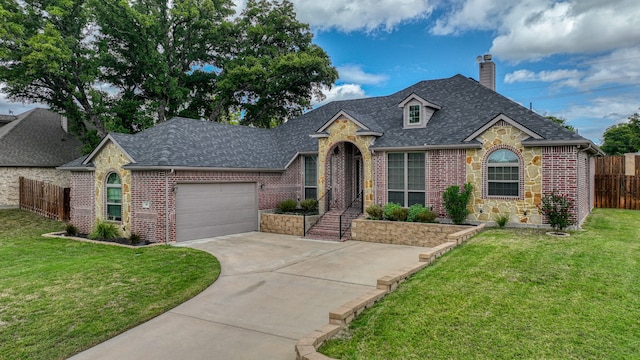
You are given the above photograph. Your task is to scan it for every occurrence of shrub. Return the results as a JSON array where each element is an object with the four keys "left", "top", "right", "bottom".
[
  {"left": 366, "top": 204, "right": 383, "bottom": 220},
  {"left": 540, "top": 191, "right": 575, "bottom": 232},
  {"left": 65, "top": 223, "right": 78, "bottom": 236},
  {"left": 383, "top": 203, "right": 402, "bottom": 220},
  {"left": 388, "top": 207, "right": 408, "bottom": 222},
  {"left": 442, "top": 183, "right": 473, "bottom": 225},
  {"left": 129, "top": 233, "right": 142, "bottom": 245},
  {"left": 415, "top": 209, "right": 437, "bottom": 223},
  {"left": 276, "top": 199, "right": 297, "bottom": 213},
  {"left": 88, "top": 220, "right": 121, "bottom": 240},
  {"left": 407, "top": 204, "right": 437, "bottom": 223},
  {"left": 495, "top": 214, "right": 509, "bottom": 228},
  {"left": 300, "top": 198, "right": 318, "bottom": 213}
]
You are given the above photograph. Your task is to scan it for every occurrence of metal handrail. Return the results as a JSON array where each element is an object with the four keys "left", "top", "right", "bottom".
[
  {"left": 339, "top": 190, "right": 363, "bottom": 240},
  {"left": 304, "top": 188, "right": 331, "bottom": 236}
]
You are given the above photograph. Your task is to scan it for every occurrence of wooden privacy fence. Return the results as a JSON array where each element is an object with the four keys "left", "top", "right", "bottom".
[
  {"left": 594, "top": 174, "right": 640, "bottom": 210},
  {"left": 19, "top": 177, "right": 70, "bottom": 221}
]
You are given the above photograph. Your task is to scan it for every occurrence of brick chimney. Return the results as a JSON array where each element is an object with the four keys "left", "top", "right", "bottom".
[{"left": 478, "top": 54, "right": 496, "bottom": 91}]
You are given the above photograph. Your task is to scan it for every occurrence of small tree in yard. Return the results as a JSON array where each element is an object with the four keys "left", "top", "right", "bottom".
[
  {"left": 540, "top": 191, "right": 575, "bottom": 233},
  {"left": 442, "top": 183, "right": 473, "bottom": 225}
]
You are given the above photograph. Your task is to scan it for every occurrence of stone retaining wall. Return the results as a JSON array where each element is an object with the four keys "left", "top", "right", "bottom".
[
  {"left": 260, "top": 213, "right": 320, "bottom": 237},
  {"left": 351, "top": 219, "right": 479, "bottom": 247},
  {"left": 295, "top": 224, "right": 486, "bottom": 360}
]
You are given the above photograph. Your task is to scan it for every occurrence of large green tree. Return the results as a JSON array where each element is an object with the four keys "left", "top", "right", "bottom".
[
  {"left": 0, "top": 0, "right": 337, "bottom": 146},
  {"left": 545, "top": 115, "right": 576, "bottom": 133},
  {"left": 601, "top": 112, "right": 640, "bottom": 155},
  {"left": 215, "top": 0, "right": 338, "bottom": 127},
  {"left": 0, "top": 0, "right": 105, "bottom": 144}
]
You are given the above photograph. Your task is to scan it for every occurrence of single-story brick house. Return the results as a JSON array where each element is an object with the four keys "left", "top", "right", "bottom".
[
  {"left": 0, "top": 108, "right": 82, "bottom": 207},
  {"left": 61, "top": 59, "right": 603, "bottom": 243}
]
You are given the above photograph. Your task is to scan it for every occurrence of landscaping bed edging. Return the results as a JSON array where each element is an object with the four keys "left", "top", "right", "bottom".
[
  {"left": 42, "top": 232, "right": 164, "bottom": 248},
  {"left": 295, "top": 223, "right": 486, "bottom": 360},
  {"left": 351, "top": 219, "right": 482, "bottom": 247},
  {"left": 260, "top": 212, "right": 321, "bottom": 237}
]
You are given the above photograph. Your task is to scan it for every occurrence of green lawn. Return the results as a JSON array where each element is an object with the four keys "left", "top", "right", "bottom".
[
  {"left": 0, "top": 209, "right": 220, "bottom": 360},
  {"left": 320, "top": 208, "right": 640, "bottom": 359}
]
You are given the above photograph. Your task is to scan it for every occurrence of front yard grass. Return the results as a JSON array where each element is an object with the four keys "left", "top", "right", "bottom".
[
  {"left": 0, "top": 209, "right": 220, "bottom": 360},
  {"left": 320, "top": 208, "right": 640, "bottom": 359}
]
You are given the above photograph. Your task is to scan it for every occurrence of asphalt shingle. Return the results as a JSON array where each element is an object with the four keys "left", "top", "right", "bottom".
[
  {"left": 0, "top": 108, "right": 83, "bottom": 167},
  {"left": 63, "top": 75, "right": 596, "bottom": 170}
]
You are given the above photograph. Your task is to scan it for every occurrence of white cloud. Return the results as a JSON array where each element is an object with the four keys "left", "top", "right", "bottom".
[
  {"left": 313, "top": 84, "right": 366, "bottom": 107},
  {"left": 539, "top": 94, "right": 640, "bottom": 144},
  {"left": 232, "top": 0, "right": 435, "bottom": 32},
  {"left": 431, "top": 0, "right": 640, "bottom": 62},
  {"left": 504, "top": 69, "right": 582, "bottom": 84},
  {"left": 337, "top": 65, "right": 388, "bottom": 85}
]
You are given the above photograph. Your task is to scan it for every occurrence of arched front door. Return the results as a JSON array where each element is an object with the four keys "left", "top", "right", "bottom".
[{"left": 324, "top": 141, "right": 364, "bottom": 212}]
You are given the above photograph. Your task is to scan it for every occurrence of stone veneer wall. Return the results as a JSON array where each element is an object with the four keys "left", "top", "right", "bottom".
[
  {"left": 466, "top": 123, "right": 543, "bottom": 225},
  {"left": 351, "top": 219, "right": 473, "bottom": 247},
  {"left": 92, "top": 141, "right": 132, "bottom": 236},
  {"left": 260, "top": 213, "right": 321, "bottom": 237},
  {"left": 317, "top": 116, "right": 375, "bottom": 212},
  {"left": 0, "top": 167, "right": 71, "bottom": 207}
]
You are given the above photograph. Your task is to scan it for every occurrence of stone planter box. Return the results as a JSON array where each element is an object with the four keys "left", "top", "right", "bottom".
[
  {"left": 351, "top": 219, "right": 482, "bottom": 247},
  {"left": 260, "top": 212, "right": 320, "bottom": 237}
]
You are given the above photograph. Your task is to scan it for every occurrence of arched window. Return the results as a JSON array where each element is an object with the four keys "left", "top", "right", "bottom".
[
  {"left": 106, "top": 173, "right": 122, "bottom": 221},
  {"left": 487, "top": 149, "right": 520, "bottom": 197}
]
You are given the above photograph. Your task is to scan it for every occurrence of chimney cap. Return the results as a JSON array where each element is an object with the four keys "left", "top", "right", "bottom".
[{"left": 483, "top": 54, "right": 492, "bottom": 61}]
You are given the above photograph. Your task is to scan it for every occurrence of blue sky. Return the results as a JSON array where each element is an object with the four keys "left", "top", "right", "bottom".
[{"left": 2, "top": 0, "right": 639, "bottom": 144}]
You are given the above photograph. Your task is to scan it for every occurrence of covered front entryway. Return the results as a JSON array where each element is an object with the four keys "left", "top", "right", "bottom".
[
  {"left": 175, "top": 182, "right": 258, "bottom": 242},
  {"left": 325, "top": 142, "right": 364, "bottom": 212}
]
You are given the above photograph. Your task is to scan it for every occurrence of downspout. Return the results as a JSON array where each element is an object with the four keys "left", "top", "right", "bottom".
[{"left": 165, "top": 169, "right": 174, "bottom": 244}]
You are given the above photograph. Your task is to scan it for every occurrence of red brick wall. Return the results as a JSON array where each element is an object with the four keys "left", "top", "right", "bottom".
[
  {"left": 427, "top": 149, "right": 467, "bottom": 217},
  {"left": 373, "top": 149, "right": 465, "bottom": 217},
  {"left": 542, "top": 146, "right": 578, "bottom": 225},
  {"left": 130, "top": 158, "right": 302, "bottom": 243},
  {"left": 69, "top": 171, "right": 95, "bottom": 234},
  {"left": 576, "top": 150, "right": 591, "bottom": 226}
]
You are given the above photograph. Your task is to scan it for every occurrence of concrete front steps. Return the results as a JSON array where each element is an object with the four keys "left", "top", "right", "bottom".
[{"left": 305, "top": 210, "right": 361, "bottom": 241}]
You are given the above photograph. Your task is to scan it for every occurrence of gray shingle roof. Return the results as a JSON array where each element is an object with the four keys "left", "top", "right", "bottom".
[
  {"left": 62, "top": 75, "right": 597, "bottom": 171},
  {"left": 0, "top": 108, "right": 83, "bottom": 167}
]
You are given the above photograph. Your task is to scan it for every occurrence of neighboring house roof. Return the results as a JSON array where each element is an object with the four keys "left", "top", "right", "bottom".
[
  {"left": 60, "top": 74, "right": 602, "bottom": 171},
  {"left": 0, "top": 108, "right": 83, "bottom": 167},
  {"left": 0, "top": 114, "right": 17, "bottom": 127}
]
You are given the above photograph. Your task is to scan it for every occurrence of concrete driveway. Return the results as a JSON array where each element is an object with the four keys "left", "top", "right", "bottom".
[{"left": 69, "top": 232, "right": 428, "bottom": 360}]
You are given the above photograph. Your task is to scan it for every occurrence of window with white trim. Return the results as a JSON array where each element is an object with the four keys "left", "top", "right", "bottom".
[
  {"left": 304, "top": 155, "right": 317, "bottom": 199},
  {"left": 106, "top": 172, "right": 122, "bottom": 221},
  {"left": 487, "top": 149, "right": 519, "bottom": 197},
  {"left": 387, "top": 153, "right": 425, "bottom": 206},
  {"left": 408, "top": 105, "right": 421, "bottom": 124}
]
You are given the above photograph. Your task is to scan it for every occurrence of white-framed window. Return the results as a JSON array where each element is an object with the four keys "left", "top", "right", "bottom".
[
  {"left": 106, "top": 172, "right": 122, "bottom": 221},
  {"left": 486, "top": 149, "right": 520, "bottom": 197},
  {"left": 304, "top": 155, "right": 317, "bottom": 199},
  {"left": 387, "top": 152, "right": 425, "bottom": 206},
  {"left": 408, "top": 104, "right": 421, "bottom": 124}
]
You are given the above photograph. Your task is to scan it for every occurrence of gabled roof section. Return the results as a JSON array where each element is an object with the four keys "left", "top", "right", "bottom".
[
  {"left": 315, "top": 109, "right": 383, "bottom": 136},
  {"left": 398, "top": 93, "right": 442, "bottom": 110},
  {"left": 0, "top": 108, "right": 82, "bottom": 167},
  {"left": 464, "top": 113, "right": 543, "bottom": 142},
  {"left": 82, "top": 133, "right": 137, "bottom": 165}
]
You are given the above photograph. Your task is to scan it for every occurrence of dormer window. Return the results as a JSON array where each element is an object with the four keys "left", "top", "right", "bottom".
[
  {"left": 409, "top": 105, "right": 421, "bottom": 124},
  {"left": 398, "top": 94, "right": 441, "bottom": 129}
]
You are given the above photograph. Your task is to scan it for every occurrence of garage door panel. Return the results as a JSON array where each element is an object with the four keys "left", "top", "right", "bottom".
[{"left": 176, "top": 183, "right": 258, "bottom": 242}]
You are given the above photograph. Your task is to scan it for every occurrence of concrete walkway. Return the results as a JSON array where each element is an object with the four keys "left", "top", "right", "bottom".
[{"left": 69, "top": 232, "right": 428, "bottom": 360}]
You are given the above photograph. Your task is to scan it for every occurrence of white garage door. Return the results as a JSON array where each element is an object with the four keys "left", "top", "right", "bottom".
[{"left": 176, "top": 183, "right": 258, "bottom": 242}]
